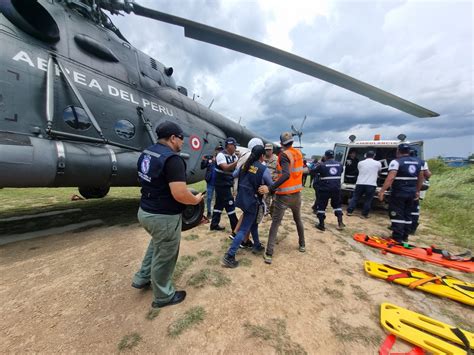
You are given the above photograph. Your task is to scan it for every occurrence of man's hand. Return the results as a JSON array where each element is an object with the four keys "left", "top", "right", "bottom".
[
  {"left": 378, "top": 191, "right": 385, "bottom": 202},
  {"left": 193, "top": 192, "right": 204, "bottom": 205},
  {"left": 258, "top": 185, "right": 269, "bottom": 195},
  {"left": 415, "top": 191, "right": 420, "bottom": 201}
]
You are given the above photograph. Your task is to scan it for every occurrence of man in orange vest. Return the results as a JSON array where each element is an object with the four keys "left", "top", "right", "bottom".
[{"left": 258, "top": 132, "right": 305, "bottom": 264}]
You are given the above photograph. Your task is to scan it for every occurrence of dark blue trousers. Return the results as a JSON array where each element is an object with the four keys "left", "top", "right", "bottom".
[
  {"left": 316, "top": 190, "right": 343, "bottom": 217},
  {"left": 347, "top": 184, "right": 376, "bottom": 216},
  {"left": 389, "top": 195, "right": 414, "bottom": 242}
]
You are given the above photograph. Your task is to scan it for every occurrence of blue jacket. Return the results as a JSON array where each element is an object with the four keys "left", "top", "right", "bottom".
[
  {"left": 314, "top": 159, "right": 343, "bottom": 192},
  {"left": 390, "top": 156, "right": 421, "bottom": 197},
  {"left": 235, "top": 161, "right": 266, "bottom": 214}
]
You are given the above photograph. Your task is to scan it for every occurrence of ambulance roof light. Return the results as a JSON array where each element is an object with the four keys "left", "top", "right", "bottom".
[
  {"left": 374, "top": 134, "right": 381, "bottom": 141},
  {"left": 397, "top": 134, "right": 407, "bottom": 142}
]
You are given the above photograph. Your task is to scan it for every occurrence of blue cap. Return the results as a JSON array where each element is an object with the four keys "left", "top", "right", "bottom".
[
  {"left": 398, "top": 143, "right": 410, "bottom": 152},
  {"left": 325, "top": 149, "right": 334, "bottom": 158},
  {"left": 225, "top": 137, "right": 237, "bottom": 146}
]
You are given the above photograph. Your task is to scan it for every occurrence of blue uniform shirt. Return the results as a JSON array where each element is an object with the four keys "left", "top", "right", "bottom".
[
  {"left": 389, "top": 156, "right": 421, "bottom": 197},
  {"left": 314, "top": 159, "right": 343, "bottom": 192}
]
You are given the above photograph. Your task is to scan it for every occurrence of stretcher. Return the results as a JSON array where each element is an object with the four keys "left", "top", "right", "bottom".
[
  {"left": 380, "top": 303, "right": 474, "bottom": 355},
  {"left": 353, "top": 234, "right": 474, "bottom": 273},
  {"left": 364, "top": 261, "right": 474, "bottom": 306}
]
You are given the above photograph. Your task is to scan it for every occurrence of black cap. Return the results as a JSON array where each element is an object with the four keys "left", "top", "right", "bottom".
[
  {"left": 156, "top": 121, "right": 183, "bottom": 139},
  {"left": 398, "top": 143, "right": 410, "bottom": 153},
  {"left": 325, "top": 149, "right": 334, "bottom": 158},
  {"left": 251, "top": 145, "right": 265, "bottom": 157},
  {"left": 225, "top": 137, "right": 237, "bottom": 146}
]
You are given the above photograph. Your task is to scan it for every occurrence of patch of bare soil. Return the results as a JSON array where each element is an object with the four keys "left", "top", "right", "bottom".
[{"left": 1, "top": 195, "right": 472, "bottom": 353}]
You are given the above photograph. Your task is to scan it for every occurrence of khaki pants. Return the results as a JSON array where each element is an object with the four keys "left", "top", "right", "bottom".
[
  {"left": 133, "top": 208, "right": 182, "bottom": 304},
  {"left": 266, "top": 192, "right": 305, "bottom": 256}
]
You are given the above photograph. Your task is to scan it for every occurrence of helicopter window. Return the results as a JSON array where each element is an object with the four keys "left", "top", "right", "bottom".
[
  {"left": 114, "top": 120, "right": 135, "bottom": 140},
  {"left": 63, "top": 106, "right": 91, "bottom": 131}
]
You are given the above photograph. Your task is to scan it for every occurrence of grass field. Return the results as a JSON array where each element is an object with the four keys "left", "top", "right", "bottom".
[{"left": 422, "top": 163, "right": 473, "bottom": 248}]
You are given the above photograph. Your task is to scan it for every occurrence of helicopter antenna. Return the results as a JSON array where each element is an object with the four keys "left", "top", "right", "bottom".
[{"left": 208, "top": 98, "right": 214, "bottom": 109}]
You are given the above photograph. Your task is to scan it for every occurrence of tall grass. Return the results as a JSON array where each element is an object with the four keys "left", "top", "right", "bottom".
[{"left": 422, "top": 165, "right": 473, "bottom": 248}]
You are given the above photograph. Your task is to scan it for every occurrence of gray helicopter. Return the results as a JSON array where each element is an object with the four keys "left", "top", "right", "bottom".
[{"left": 0, "top": 0, "right": 438, "bottom": 229}]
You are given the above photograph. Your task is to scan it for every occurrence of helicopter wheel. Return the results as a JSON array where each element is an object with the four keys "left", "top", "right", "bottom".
[
  {"left": 181, "top": 189, "right": 205, "bottom": 231},
  {"left": 78, "top": 186, "right": 110, "bottom": 199}
]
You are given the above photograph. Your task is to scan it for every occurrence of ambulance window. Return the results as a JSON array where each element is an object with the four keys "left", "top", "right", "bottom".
[
  {"left": 114, "top": 120, "right": 135, "bottom": 140},
  {"left": 63, "top": 106, "right": 91, "bottom": 130},
  {"left": 334, "top": 144, "right": 347, "bottom": 162}
]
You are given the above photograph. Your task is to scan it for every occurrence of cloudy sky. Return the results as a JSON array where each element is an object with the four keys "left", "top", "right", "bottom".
[{"left": 112, "top": 0, "right": 473, "bottom": 158}]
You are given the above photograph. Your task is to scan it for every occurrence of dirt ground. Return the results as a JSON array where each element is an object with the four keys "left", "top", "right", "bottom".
[{"left": 0, "top": 195, "right": 472, "bottom": 354}]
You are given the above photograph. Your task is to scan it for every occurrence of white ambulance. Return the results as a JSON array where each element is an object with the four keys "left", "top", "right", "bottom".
[{"left": 333, "top": 134, "right": 428, "bottom": 203}]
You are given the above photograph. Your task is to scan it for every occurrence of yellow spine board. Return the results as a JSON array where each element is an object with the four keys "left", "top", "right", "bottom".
[
  {"left": 380, "top": 303, "right": 474, "bottom": 355},
  {"left": 364, "top": 261, "right": 474, "bottom": 307}
]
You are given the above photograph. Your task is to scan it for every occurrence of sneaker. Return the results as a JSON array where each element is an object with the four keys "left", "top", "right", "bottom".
[
  {"left": 207, "top": 213, "right": 212, "bottom": 219},
  {"left": 316, "top": 224, "right": 326, "bottom": 232},
  {"left": 252, "top": 244, "right": 265, "bottom": 255},
  {"left": 228, "top": 232, "right": 236, "bottom": 240},
  {"left": 299, "top": 245, "right": 306, "bottom": 253},
  {"left": 240, "top": 240, "right": 254, "bottom": 249},
  {"left": 346, "top": 211, "right": 353, "bottom": 216},
  {"left": 222, "top": 254, "right": 239, "bottom": 268},
  {"left": 336, "top": 223, "right": 346, "bottom": 230},
  {"left": 263, "top": 253, "right": 272, "bottom": 264},
  {"left": 152, "top": 290, "right": 186, "bottom": 308},
  {"left": 210, "top": 225, "right": 225, "bottom": 231}
]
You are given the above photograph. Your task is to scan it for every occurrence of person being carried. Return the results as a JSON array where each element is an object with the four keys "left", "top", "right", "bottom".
[
  {"left": 346, "top": 150, "right": 381, "bottom": 218},
  {"left": 132, "top": 121, "right": 203, "bottom": 309},
  {"left": 222, "top": 145, "right": 271, "bottom": 268},
  {"left": 260, "top": 132, "right": 306, "bottom": 265}
]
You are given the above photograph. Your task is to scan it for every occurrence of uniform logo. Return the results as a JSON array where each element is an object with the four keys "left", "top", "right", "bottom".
[
  {"left": 248, "top": 166, "right": 258, "bottom": 174},
  {"left": 141, "top": 155, "right": 151, "bottom": 174},
  {"left": 390, "top": 211, "right": 397, "bottom": 217},
  {"left": 190, "top": 135, "right": 201, "bottom": 151},
  {"left": 329, "top": 167, "right": 338, "bottom": 175},
  {"left": 408, "top": 165, "right": 417, "bottom": 174}
]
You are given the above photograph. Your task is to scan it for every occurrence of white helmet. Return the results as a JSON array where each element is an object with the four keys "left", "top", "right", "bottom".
[{"left": 248, "top": 137, "right": 264, "bottom": 150}]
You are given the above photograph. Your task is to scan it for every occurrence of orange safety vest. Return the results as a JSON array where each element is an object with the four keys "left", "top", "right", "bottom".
[{"left": 274, "top": 147, "right": 304, "bottom": 195}]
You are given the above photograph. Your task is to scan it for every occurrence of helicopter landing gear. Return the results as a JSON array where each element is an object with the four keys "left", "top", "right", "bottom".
[
  {"left": 182, "top": 189, "right": 205, "bottom": 231},
  {"left": 78, "top": 186, "right": 110, "bottom": 199}
]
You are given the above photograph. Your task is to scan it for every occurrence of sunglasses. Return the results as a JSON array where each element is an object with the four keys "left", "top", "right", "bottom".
[{"left": 175, "top": 134, "right": 184, "bottom": 141}]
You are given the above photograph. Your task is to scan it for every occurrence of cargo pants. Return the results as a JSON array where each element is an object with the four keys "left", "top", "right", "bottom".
[{"left": 133, "top": 208, "right": 182, "bottom": 305}]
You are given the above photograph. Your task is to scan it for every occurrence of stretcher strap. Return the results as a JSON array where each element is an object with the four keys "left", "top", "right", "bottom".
[
  {"left": 379, "top": 334, "right": 425, "bottom": 355},
  {"left": 408, "top": 276, "right": 441, "bottom": 289},
  {"left": 386, "top": 272, "right": 411, "bottom": 282},
  {"left": 450, "top": 328, "right": 472, "bottom": 354}
]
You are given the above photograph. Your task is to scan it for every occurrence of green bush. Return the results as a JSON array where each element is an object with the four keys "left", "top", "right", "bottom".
[{"left": 426, "top": 158, "right": 451, "bottom": 175}]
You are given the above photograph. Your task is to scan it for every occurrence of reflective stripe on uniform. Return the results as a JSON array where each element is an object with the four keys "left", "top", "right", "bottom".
[
  {"left": 291, "top": 167, "right": 304, "bottom": 172},
  {"left": 227, "top": 210, "right": 236, "bottom": 215},
  {"left": 411, "top": 212, "right": 420, "bottom": 216},
  {"left": 334, "top": 208, "right": 342, "bottom": 212},
  {"left": 317, "top": 210, "right": 326, "bottom": 214},
  {"left": 394, "top": 177, "right": 417, "bottom": 180},
  {"left": 390, "top": 219, "right": 412, "bottom": 224},
  {"left": 276, "top": 184, "right": 303, "bottom": 192},
  {"left": 213, "top": 209, "right": 222, "bottom": 213},
  {"left": 320, "top": 176, "right": 341, "bottom": 180},
  {"left": 143, "top": 150, "right": 161, "bottom": 159}
]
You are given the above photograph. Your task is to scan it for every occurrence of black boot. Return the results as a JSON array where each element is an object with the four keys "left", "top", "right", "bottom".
[
  {"left": 316, "top": 215, "right": 325, "bottom": 231},
  {"left": 336, "top": 215, "right": 345, "bottom": 230}
]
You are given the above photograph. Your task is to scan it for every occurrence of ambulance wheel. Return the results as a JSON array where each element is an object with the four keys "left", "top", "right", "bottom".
[
  {"left": 79, "top": 186, "right": 110, "bottom": 199},
  {"left": 182, "top": 189, "right": 205, "bottom": 231}
]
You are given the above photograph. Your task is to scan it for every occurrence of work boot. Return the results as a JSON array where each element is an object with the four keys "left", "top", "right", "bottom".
[
  {"left": 316, "top": 215, "right": 325, "bottom": 231},
  {"left": 336, "top": 215, "right": 345, "bottom": 230},
  {"left": 222, "top": 254, "right": 239, "bottom": 268},
  {"left": 316, "top": 223, "right": 325, "bottom": 231}
]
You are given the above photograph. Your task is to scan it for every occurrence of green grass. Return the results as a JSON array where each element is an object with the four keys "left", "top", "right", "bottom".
[
  {"left": 206, "top": 256, "right": 221, "bottom": 266},
  {"left": 329, "top": 317, "right": 381, "bottom": 345},
  {"left": 184, "top": 234, "right": 199, "bottom": 241},
  {"left": 239, "top": 258, "right": 252, "bottom": 267},
  {"left": 173, "top": 255, "right": 198, "bottom": 282},
  {"left": 351, "top": 285, "right": 370, "bottom": 302},
  {"left": 167, "top": 306, "right": 206, "bottom": 337},
  {"left": 197, "top": 250, "right": 213, "bottom": 257},
  {"left": 187, "top": 268, "right": 230, "bottom": 288},
  {"left": 323, "top": 287, "right": 344, "bottom": 299},
  {"left": 423, "top": 166, "right": 474, "bottom": 248},
  {"left": 118, "top": 332, "right": 141, "bottom": 351},
  {"left": 145, "top": 308, "right": 160, "bottom": 320}
]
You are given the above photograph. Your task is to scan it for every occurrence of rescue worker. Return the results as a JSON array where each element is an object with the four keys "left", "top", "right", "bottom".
[
  {"left": 222, "top": 145, "right": 272, "bottom": 268},
  {"left": 409, "top": 149, "right": 432, "bottom": 234},
  {"left": 346, "top": 150, "right": 381, "bottom": 218},
  {"left": 263, "top": 143, "right": 278, "bottom": 215},
  {"left": 132, "top": 121, "right": 203, "bottom": 308},
  {"left": 310, "top": 156, "right": 325, "bottom": 214},
  {"left": 313, "top": 150, "right": 345, "bottom": 231},
  {"left": 260, "top": 132, "right": 305, "bottom": 265},
  {"left": 378, "top": 143, "right": 423, "bottom": 243},
  {"left": 210, "top": 137, "right": 239, "bottom": 231},
  {"left": 344, "top": 150, "right": 359, "bottom": 184}
]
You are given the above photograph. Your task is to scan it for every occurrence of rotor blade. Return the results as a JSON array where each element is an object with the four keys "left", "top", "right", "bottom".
[
  {"left": 299, "top": 115, "right": 307, "bottom": 131},
  {"left": 131, "top": 3, "right": 439, "bottom": 118}
]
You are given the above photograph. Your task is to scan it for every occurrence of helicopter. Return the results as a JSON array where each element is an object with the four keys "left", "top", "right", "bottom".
[
  {"left": 0, "top": 0, "right": 439, "bottom": 229},
  {"left": 291, "top": 116, "right": 307, "bottom": 149}
]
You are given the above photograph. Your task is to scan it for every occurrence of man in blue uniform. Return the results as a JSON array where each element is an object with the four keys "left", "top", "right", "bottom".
[
  {"left": 313, "top": 150, "right": 345, "bottom": 231},
  {"left": 132, "top": 121, "right": 203, "bottom": 309},
  {"left": 378, "top": 143, "right": 424, "bottom": 243},
  {"left": 210, "top": 137, "right": 239, "bottom": 231}
]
